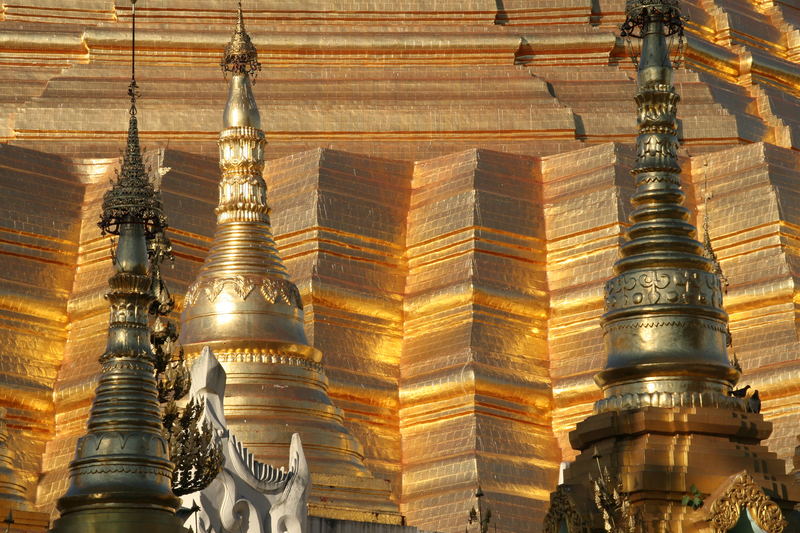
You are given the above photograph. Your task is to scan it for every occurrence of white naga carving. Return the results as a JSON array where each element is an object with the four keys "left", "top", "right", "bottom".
[{"left": 181, "top": 347, "right": 310, "bottom": 533}]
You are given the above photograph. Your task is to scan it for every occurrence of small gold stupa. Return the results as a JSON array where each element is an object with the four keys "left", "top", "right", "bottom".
[
  {"left": 178, "top": 4, "right": 401, "bottom": 524},
  {"left": 544, "top": 1, "right": 800, "bottom": 531}
]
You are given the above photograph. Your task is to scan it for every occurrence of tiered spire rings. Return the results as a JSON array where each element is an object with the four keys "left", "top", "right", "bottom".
[
  {"left": 179, "top": 4, "right": 384, "bottom": 490},
  {"left": 50, "top": 2, "right": 184, "bottom": 532},
  {"left": 595, "top": 0, "right": 744, "bottom": 413}
]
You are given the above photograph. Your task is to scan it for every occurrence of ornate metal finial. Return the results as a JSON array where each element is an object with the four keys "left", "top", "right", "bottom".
[
  {"left": 98, "top": 0, "right": 165, "bottom": 238},
  {"left": 620, "top": 0, "right": 684, "bottom": 39},
  {"left": 595, "top": 0, "right": 742, "bottom": 414},
  {"left": 620, "top": 0, "right": 686, "bottom": 69},
  {"left": 128, "top": 0, "right": 139, "bottom": 113},
  {"left": 220, "top": 1, "right": 261, "bottom": 78}
]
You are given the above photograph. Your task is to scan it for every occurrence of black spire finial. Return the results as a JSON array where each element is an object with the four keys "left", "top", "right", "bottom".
[
  {"left": 98, "top": 0, "right": 165, "bottom": 238},
  {"left": 128, "top": 0, "right": 139, "bottom": 114}
]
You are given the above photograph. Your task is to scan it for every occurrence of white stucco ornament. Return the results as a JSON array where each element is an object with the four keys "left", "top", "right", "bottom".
[{"left": 181, "top": 346, "right": 310, "bottom": 533}]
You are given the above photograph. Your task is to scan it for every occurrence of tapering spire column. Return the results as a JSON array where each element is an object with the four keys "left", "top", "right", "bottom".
[
  {"left": 180, "top": 5, "right": 401, "bottom": 523},
  {"left": 543, "top": 2, "right": 800, "bottom": 531},
  {"left": 595, "top": 0, "right": 741, "bottom": 410},
  {"left": 50, "top": 3, "right": 184, "bottom": 532}
]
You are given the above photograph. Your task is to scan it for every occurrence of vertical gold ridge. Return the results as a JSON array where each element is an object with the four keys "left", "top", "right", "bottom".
[{"left": 0, "top": 408, "right": 26, "bottom": 506}]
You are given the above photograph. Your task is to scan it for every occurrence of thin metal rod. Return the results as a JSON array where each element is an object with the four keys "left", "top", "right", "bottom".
[
  {"left": 131, "top": 2, "right": 136, "bottom": 85},
  {"left": 128, "top": 1, "right": 138, "bottom": 115}
]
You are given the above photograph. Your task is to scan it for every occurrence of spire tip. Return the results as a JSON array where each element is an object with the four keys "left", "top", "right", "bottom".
[{"left": 221, "top": 1, "right": 261, "bottom": 78}]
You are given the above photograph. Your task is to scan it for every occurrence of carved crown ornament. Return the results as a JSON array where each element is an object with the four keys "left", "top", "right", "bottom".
[
  {"left": 693, "top": 471, "right": 788, "bottom": 533},
  {"left": 604, "top": 268, "right": 723, "bottom": 311},
  {"left": 543, "top": 486, "right": 590, "bottom": 533},
  {"left": 621, "top": 0, "right": 684, "bottom": 39},
  {"left": 184, "top": 275, "right": 303, "bottom": 309},
  {"left": 221, "top": 2, "right": 261, "bottom": 78}
]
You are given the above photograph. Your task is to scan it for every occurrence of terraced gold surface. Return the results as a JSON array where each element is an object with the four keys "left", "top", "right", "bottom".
[{"left": 0, "top": 1, "right": 796, "bottom": 532}]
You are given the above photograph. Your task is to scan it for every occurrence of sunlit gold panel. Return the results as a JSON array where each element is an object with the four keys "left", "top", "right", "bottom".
[
  {"left": 0, "top": 146, "right": 84, "bottom": 505},
  {"left": 540, "top": 142, "right": 636, "bottom": 462},
  {"left": 264, "top": 149, "right": 412, "bottom": 493},
  {"left": 402, "top": 149, "right": 559, "bottom": 533}
]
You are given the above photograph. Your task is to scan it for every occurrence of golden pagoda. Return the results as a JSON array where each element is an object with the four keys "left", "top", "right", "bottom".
[
  {"left": 178, "top": 4, "right": 401, "bottom": 524},
  {"left": 0, "top": 1, "right": 797, "bottom": 533},
  {"left": 544, "top": 1, "right": 800, "bottom": 531}
]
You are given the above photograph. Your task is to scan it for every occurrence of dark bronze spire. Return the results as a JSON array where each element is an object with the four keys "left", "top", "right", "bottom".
[
  {"left": 595, "top": 0, "right": 743, "bottom": 412},
  {"left": 49, "top": 2, "right": 184, "bottom": 532}
]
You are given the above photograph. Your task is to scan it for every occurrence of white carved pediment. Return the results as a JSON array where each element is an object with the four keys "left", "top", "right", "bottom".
[{"left": 180, "top": 347, "right": 310, "bottom": 533}]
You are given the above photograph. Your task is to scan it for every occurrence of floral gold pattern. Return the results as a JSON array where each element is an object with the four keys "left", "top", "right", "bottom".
[
  {"left": 706, "top": 471, "right": 787, "bottom": 533},
  {"left": 543, "top": 486, "right": 589, "bottom": 533}
]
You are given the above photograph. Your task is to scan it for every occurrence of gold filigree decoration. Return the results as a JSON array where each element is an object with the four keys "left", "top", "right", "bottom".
[
  {"left": 221, "top": 2, "right": 261, "bottom": 78},
  {"left": 184, "top": 276, "right": 302, "bottom": 309},
  {"left": 594, "top": 388, "right": 746, "bottom": 414},
  {"left": 590, "top": 450, "right": 646, "bottom": 533},
  {"left": 605, "top": 268, "right": 723, "bottom": 311},
  {"left": 202, "top": 351, "right": 322, "bottom": 370},
  {"left": 543, "top": 486, "right": 588, "bottom": 533},
  {"left": 706, "top": 471, "right": 787, "bottom": 533}
]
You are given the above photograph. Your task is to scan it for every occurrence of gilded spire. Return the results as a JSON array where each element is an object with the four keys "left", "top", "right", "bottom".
[
  {"left": 50, "top": 2, "right": 184, "bottom": 531},
  {"left": 221, "top": 1, "right": 262, "bottom": 129},
  {"left": 179, "top": 6, "right": 400, "bottom": 517},
  {"left": 595, "top": 0, "right": 742, "bottom": 412},
  {"left": 181, "top": 0, "right": 365, "bottom": 475},
  {"left": 181, "top": 2, "right": 306, "bottom": 361}
]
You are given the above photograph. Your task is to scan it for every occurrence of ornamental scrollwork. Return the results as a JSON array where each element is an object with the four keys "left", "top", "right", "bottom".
[
  {"left": 636, "top": 133, "right": 678, "bottom": 162},
  {"left": 595, "top": 389, "right": 747, "bottom": 413},
  {"left": 637, "top": 173, "right": 680, "bottom": 186},
  {"left": 605, "top": 269, "right": 722, "bottom": 310},
  {"left": 636, "top": 93, "right": 678, "bottom": 134},
  {"left": 218, "top": 166, "right": 266, "bottom": 184},
  {"left": 543, "top": 485, "right": 589, "bottom": 533},
  {"left": 208, "top": 350, "right": 323, "bottom": 371},
  {"left": 185, "top": 275, "right": 302, "bottom": 309},
  {"left": 706, "top": 471, "right": 787, "bottom": 533}
]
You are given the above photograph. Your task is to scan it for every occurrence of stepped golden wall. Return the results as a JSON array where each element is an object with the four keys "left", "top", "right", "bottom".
[{"left": 0, "top": 1, "right": 798, "bottom": 532}]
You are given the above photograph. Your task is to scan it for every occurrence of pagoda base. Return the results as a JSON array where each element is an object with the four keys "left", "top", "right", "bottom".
[
  {"left": 308, "top": 472, "right": 404, "bottom": 526},
  {"left": 546, "top": 406, "right": 800, "bottom": 532},
  {"left": 49, "top": 507, "right": 186, "bottom": 533}
]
